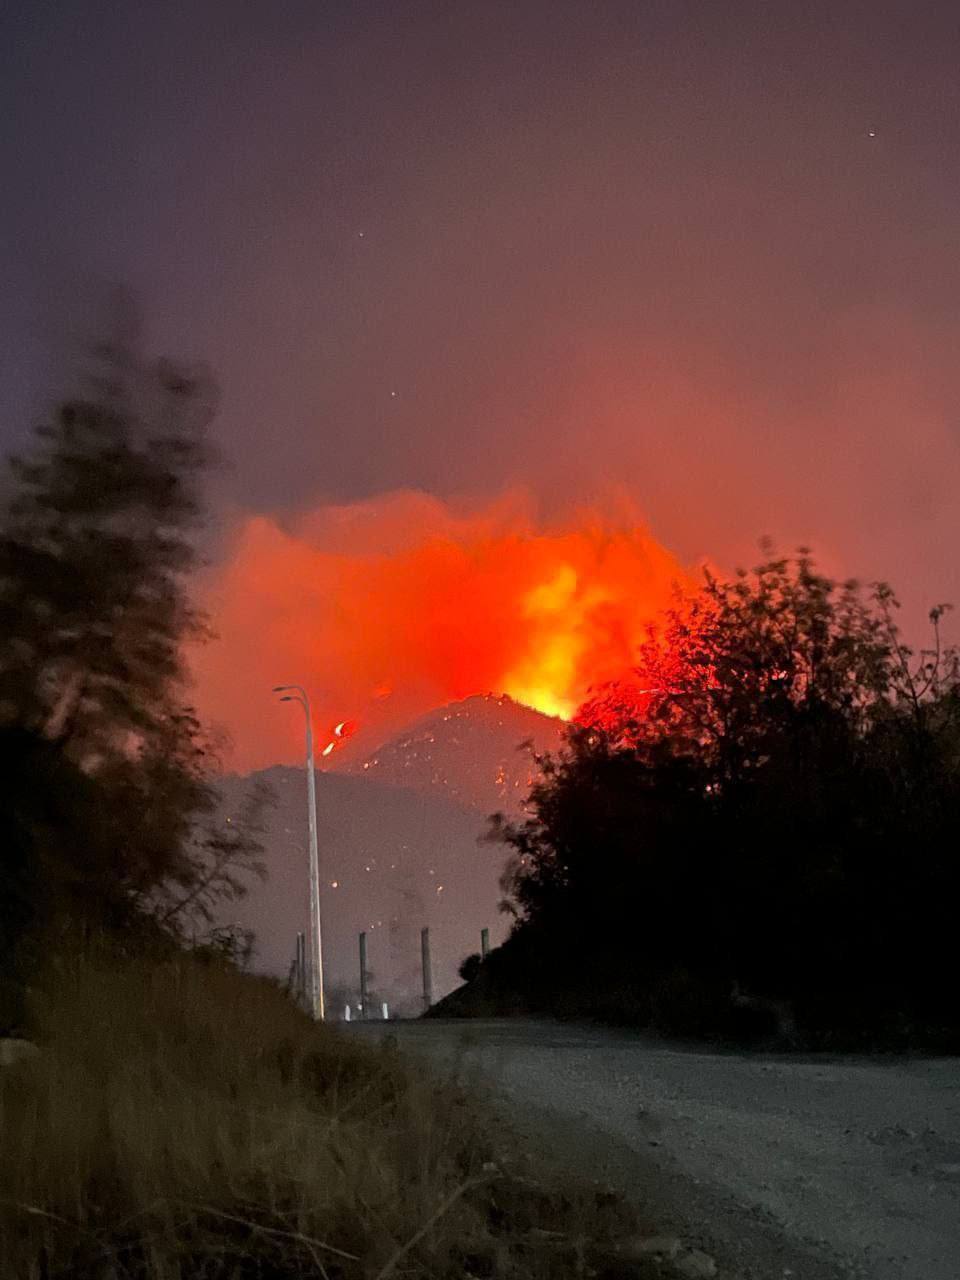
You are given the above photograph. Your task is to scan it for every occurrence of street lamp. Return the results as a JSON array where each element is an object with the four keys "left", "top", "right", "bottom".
[{"left": 273, "top": 684, "right": 325, "bottom": 1021}]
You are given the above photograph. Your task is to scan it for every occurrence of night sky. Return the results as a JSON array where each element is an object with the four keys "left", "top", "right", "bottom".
[{"left": 3, "top": 1, "right": 960, "bottom": 756}]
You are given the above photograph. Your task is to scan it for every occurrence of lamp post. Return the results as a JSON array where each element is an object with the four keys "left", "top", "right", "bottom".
[{"left": 273, "top": 684, "right": 325, "bottom": 1021}]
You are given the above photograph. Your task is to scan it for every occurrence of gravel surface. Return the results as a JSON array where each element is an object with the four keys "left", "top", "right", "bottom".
[{"left": 352, "top": 1019, "right": 960, "bottom": 1280}]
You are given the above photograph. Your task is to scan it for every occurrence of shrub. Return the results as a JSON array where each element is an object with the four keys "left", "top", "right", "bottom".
[{"left": 458, "top": 952, "right": 483, "bottom": 983}]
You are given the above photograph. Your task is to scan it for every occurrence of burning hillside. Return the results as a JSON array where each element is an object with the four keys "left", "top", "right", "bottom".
[
  {"left": 216, "top": 696, "right": 566, "bottom": 1005},
  {"left": 350, "top": 694, "right": 565, "bottom": 813},
  {"left": 192, "top": 490, "right": 697, "bottom": 770}
]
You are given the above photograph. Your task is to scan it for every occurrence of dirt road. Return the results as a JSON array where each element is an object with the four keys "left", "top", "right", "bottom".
[{"left": 353, "top": 1019, "right": 960, "bottom": 1280}]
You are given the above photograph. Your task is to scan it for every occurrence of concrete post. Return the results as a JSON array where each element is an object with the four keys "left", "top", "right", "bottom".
[
  {"left": 480, "top": 927, "right": 490, "bottom": 958},
  {"left": 359, "top": 930, "right": 369, "bottom": 1020},
  {"left": 421, "top": 926, "right": 434, "bottom": 1013}
]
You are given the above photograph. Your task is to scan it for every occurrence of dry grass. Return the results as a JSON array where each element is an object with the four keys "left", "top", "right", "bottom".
[{"left": 0, "top": 954, "right": 650, "bottom": 1279}]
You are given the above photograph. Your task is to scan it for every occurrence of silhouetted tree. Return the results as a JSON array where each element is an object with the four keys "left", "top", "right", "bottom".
[
  {"left": 494, "top": 551, "right": 960, "bottom": 1048},
  {"left": 153, "top": 779, "right": 271, "bottom": 938},
  {"left": 0, "top": 336, "right": 211, "bottom": 755},
  {"left": 0, "top": 332, "right": 264, "bottom": 1005}
]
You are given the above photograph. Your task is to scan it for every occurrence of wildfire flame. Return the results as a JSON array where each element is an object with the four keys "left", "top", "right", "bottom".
[
  {"left": 316, "top": 718, "right": 357, "bottom": 762},
  {"left": 192, "top": 490, "right": 697, "bottom": 770}
]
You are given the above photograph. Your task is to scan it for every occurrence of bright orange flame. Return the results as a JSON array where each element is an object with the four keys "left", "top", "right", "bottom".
[
  {"left": 503, "top": 564, "right": 615, "bottom": 717},
  {"left": 191, "top": 490, "right": 698, "bottom": 770}
]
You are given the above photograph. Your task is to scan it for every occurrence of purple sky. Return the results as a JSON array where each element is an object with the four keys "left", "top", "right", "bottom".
[{"left": 2, "top": 0, "right": 960, "bottom": 633}]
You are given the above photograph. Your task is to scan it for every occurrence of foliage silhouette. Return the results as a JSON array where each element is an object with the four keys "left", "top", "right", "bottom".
[
  {"left": 0, "top": 331, "right": 266, "bottom": 1020},
  {"left": 489, "top": 552, "right": 960, "bottom": 1048}
]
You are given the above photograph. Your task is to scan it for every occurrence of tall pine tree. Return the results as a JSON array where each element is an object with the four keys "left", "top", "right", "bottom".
[{"left": 0, "top": 334, "right": 262, "bottom": 984}]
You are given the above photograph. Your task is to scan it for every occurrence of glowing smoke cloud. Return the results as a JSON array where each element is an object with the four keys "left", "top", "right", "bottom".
[{"left": 191, "top": 490, "right": 697, "bottom": 771}]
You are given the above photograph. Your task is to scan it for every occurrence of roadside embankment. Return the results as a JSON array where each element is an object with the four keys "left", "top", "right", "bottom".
[{"left": 0, "top": 954, "right": 688, "bottom": 1278}]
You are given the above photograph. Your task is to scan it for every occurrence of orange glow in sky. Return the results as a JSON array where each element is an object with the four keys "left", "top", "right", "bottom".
[{"left": 191, "top": 490, "right": 697, "bottom": 770}]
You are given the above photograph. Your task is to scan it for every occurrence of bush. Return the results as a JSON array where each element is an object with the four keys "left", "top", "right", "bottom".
[
  {"left": 493, "top": 553, "right": 960, "bottom": 1049},
  {"left": 458, "top": 952, "right": 483, "bottom": 983}
]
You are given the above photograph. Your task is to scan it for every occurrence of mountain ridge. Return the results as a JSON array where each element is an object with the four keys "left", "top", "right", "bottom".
[
  {"left": 216, "top": 695, "right": 568, "bottom": 1012},
  {"left": 341, "top": 693, "right": 567, "bottom": 813}
]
